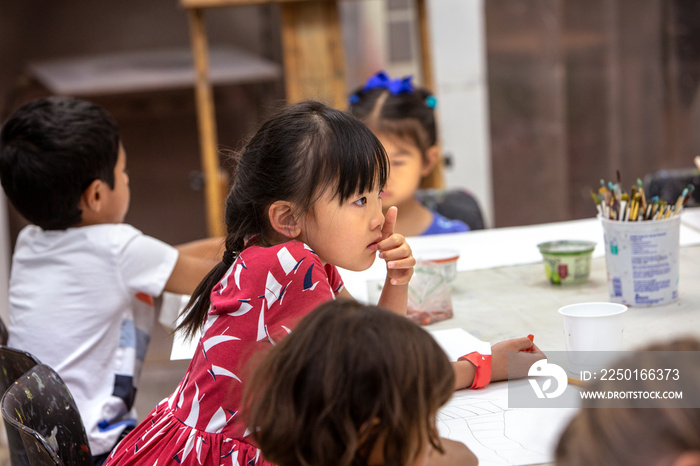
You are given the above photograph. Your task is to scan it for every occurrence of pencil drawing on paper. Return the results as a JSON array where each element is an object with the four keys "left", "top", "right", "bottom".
[{"left": 437, "top": 384, "right": 575, "bottom": 466}]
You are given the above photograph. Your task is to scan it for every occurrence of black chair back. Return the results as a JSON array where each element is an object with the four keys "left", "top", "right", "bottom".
[
  {"left": 0, "top": 316, "right": 8, "bottom": 346},
  {"left": 1, "top": 364, "right": 92, "bottom": 466},
  {"left": 416, "top": 188, "right": 486, "bottom": 230},
  {"left": 0, "top": 346, "right": 41, "bottom": 466},
  {"left": 644, "top": 167, "right": 700, "bottom": 207}
]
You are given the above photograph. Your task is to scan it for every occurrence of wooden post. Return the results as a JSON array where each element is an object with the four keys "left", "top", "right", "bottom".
[
  {"left": 415, "top": 0, "right": 444, "bottom": 189},
  {"left": 187, "top": 8, "right": 225, "bottom": 237},
  {"left": 416, "top": 0, "right": 434, "bottom": 91},
  {"left": 280, "top": 0, "right": 347, "bottom": 108}
]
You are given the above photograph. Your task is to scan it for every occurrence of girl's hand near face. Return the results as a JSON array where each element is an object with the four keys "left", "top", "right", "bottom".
[
  {"left": 377, "top": 206, "right": 415, "bottom": 285},
  {"left": 377, "top": 206, "right": 415, "bottom": 315}
]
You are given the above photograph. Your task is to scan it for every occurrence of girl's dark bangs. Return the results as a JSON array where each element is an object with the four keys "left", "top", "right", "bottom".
[{"left": 325, "top": 118, "right": 388, "bottom": 203}]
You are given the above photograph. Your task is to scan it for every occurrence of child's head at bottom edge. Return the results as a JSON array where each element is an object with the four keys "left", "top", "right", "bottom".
[
  {"left": 555, "top": 337, "right": 700, "bottom": 466},
  {"left": 0, "top": 96, "right": 126, "bottom": 230},
  {"left": 243, "top": 299, "right": 455, "bottom": 466}
]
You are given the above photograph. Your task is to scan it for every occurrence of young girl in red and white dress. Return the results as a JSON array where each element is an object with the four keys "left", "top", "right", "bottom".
[{"left": 105, "top": 100, "right": 542, "bottom": 466}]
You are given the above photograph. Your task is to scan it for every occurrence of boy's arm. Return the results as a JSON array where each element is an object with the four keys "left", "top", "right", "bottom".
[
  {"left": 164, "top": 237, "right": 224, "bottom": 295},
  {"left": 376, "top": 207, "right": 414, "bottom": 315},
  {"left": 173, "top": 237, "right": 225, "bottom": 258}
]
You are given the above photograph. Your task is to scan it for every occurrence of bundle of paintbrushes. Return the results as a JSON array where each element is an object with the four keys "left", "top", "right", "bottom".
[{"left": 592, "top": 178, "right": 695, "bottom": 221}]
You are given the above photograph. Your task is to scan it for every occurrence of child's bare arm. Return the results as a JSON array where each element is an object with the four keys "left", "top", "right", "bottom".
[
  {"left": 164, "top": 237, "right": 224, "bottom": 295},
  {"left": 377, "top": 207, "right": 415, "bottom": 315},
  {"left": 452, "top": 337, "right": 545, "bottom": 390},
  {"left": 173, "top": 237, "right": 225, "bottom": 259},
  {"left": 336, "top": 288, "right": 355, "bottom": 301},
  {"left": 452, "top": 360, "right": 479, "bottom": 390}
]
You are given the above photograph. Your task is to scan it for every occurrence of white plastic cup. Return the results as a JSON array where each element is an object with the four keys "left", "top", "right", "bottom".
[
  {"left": 558, "top": 302, "right": 628, "bottom": 352},
  {"left": 600, "top": 215, "right": 681, "bottom": 307}
]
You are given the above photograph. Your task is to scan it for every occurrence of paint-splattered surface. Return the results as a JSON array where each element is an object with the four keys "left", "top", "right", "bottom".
[{"left": 1, "top": 364, "right": 91, "bottom": 465}]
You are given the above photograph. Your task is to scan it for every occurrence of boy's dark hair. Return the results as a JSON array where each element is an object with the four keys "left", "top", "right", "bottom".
[
  {"left": 0, "top": 96, "right": 120, "bottom": 230},
  {"left": 243, "top": 299, "right": 456, "bottom": 466},
  {"left": 177, "top": 100, "right": 388, "bottom": 339},
  {"left": 349, "top": 83, "right": 437, "bottom": 159}
]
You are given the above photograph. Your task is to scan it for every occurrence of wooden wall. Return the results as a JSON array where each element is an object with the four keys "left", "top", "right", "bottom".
[{"left": 485, "top": 0, "right": 700, "bottom": 226}]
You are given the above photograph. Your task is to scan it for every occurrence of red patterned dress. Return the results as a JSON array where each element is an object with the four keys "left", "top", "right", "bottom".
[{"left": 105, "top": 240, "right": 344, "bottom": 465}]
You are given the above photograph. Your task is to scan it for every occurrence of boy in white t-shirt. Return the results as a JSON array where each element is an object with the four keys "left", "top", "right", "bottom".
[{"left": 0, "top": 96, "right": 222, "bottom": 464}]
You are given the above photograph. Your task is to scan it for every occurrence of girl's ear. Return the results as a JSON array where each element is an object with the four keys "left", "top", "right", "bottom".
[
  {"left": 421, "top": 145, "right": 440, "bottom": 177},
  {"left": 268, "top": 200, "right": 302, "bottom": 239}
]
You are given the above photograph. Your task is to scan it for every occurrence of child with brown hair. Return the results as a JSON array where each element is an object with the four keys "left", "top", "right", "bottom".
[
  {"left": 555, "top": 337, "right": 700, "bottom": 466},
  {"left": 243, "top": 299, "right": 477, "bottom": 466}
]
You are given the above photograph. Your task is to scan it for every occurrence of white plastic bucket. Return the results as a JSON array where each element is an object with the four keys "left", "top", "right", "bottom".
[{"left": 600, "top": 215, "right": 681, "bottom": 307}]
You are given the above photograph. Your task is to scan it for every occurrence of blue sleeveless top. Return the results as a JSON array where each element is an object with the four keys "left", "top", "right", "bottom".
[{"left": 422, "top": 211, "right": 470, "bottom": 235}]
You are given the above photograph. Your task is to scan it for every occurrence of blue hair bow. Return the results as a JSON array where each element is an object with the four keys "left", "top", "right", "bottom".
[{"left": 362, "top": 71, "right": 414, "bottom": 95}]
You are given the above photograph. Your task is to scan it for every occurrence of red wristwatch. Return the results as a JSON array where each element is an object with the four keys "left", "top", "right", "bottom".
[{"left": 459, "top": 352, "right": 492, "bottom": 389}]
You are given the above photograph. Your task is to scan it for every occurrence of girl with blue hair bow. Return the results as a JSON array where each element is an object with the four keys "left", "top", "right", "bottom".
[{"left": 350, "top": 71, "right": 471, "bottom": 237}]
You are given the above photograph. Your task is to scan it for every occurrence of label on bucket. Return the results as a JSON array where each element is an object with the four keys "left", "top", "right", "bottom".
[{"left": 601, "top": 216, "right": 680, "bottom": 307}]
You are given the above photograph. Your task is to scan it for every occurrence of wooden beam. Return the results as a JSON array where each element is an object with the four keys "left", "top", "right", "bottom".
[
  {"left": 187, "top": 8, "right": 226, "bottom": 237},
  {"left": 280, "top": 0, "right": 347, "bottom": 108},
  {"left": 416, "top": 0, "right": 434, "bottom": 91},
  {"left": 181, "top": 0, "right": 322, "bottom": 10}
]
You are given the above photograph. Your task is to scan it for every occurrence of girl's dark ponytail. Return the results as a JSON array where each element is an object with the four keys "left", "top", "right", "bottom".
[
  {"left": 177, "top": 228, "right": 246, "bottom": 340},
  {"left": 176, "top": 152, "right": 248, "bottom": 340},
  {"left": 176, "top": 259, "right": 232, "bottom": 341}
]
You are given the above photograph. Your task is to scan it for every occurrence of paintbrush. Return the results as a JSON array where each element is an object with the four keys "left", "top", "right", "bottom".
[{"left": 637, "top": 179, "right": 647, "bottom": 212}]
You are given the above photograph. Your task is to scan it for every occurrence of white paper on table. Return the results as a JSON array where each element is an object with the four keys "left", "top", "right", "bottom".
[
  {"left": 681, "top": 207, "right": 700, "bottom": 233},
  {"left": 158, "top": 292, "right": 190, "bottom": 331},
  {"left": 157, "top": 291, "right": 201, "bottom": 360},
  {"left": 430, "top": 328, "right": 579, "bottom": 466},
  {"left": 437, "top": 381, "right": 578, "bottom": 466},
  {"left": 429, "top": 327, "right": 491, "bottom": 361},
  {"left": 170, "top": 328, "right": 199, "bottom": 360}
]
